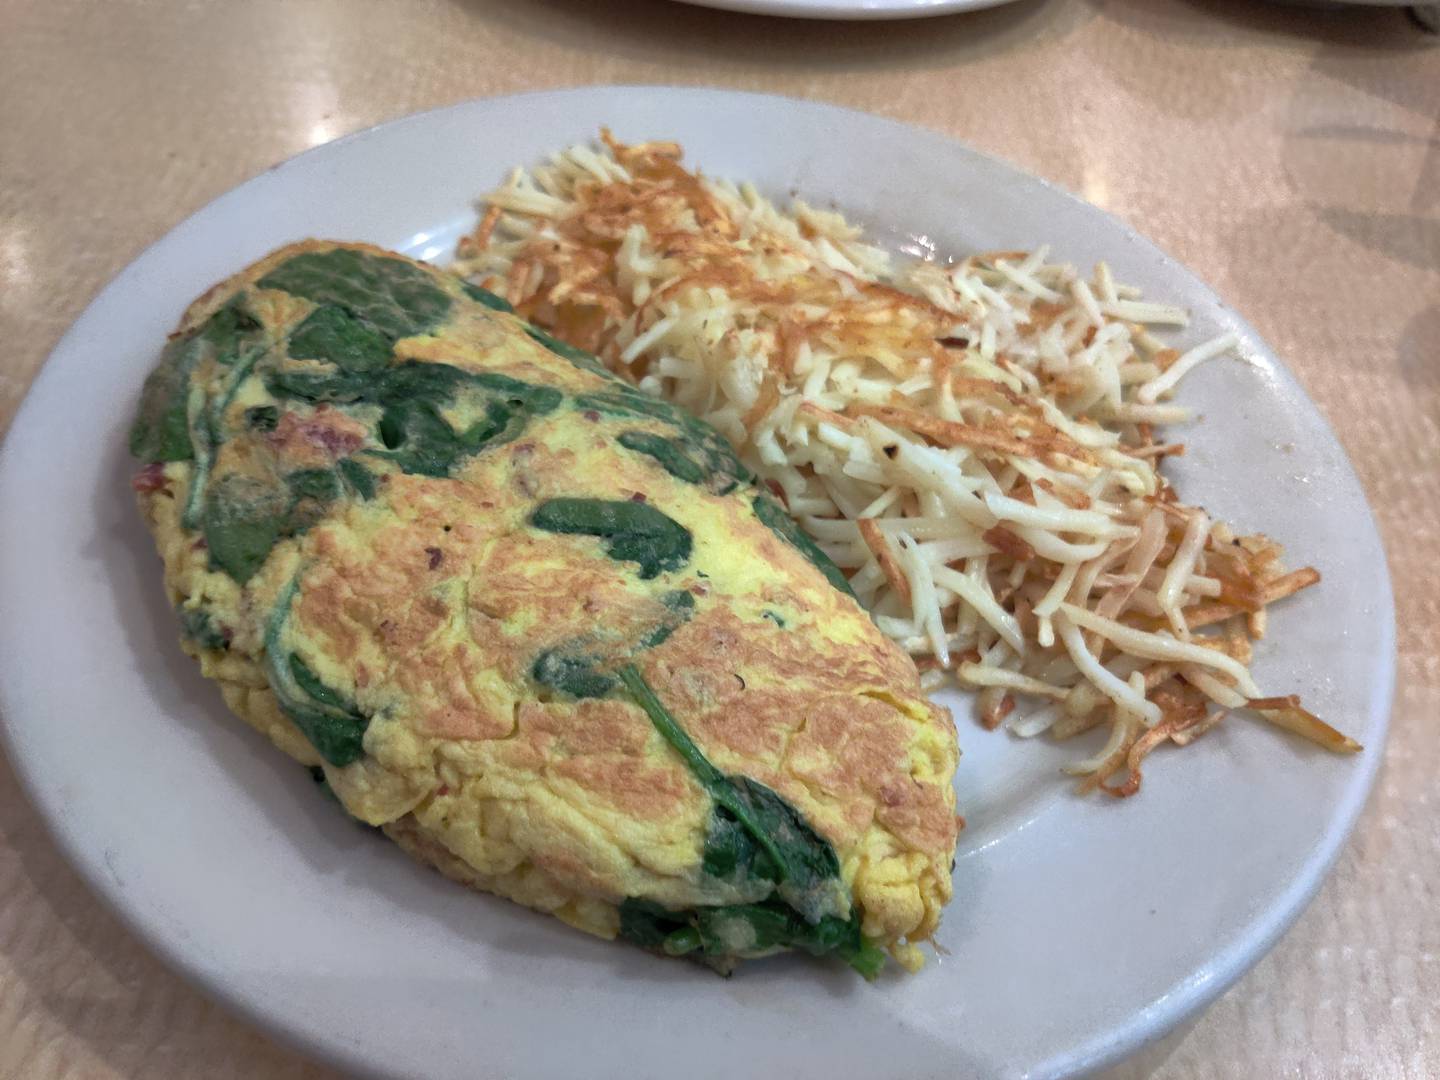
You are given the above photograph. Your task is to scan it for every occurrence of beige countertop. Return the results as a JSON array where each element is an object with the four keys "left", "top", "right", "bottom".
[{"left": 1, "top": 0, "right": 1436, "bottom": 1076}]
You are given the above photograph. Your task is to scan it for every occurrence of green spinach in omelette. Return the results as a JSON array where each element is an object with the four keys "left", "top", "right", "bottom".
[{"left": 129, "top": 246, "right": 887, "bottom": 976}]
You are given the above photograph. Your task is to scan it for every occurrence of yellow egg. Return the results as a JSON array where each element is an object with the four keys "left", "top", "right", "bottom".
[{"left": 130, "top": 241, "right": 959, "bottom": 976}]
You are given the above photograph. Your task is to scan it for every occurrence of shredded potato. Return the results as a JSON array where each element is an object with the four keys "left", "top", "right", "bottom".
[{"left": 454, "top": 132, "right": 1361, "bottom": 796}]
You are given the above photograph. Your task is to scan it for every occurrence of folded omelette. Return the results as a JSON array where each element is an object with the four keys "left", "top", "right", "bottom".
[{"left": 128, "top": 240, "right": 959, "bottom": 975}]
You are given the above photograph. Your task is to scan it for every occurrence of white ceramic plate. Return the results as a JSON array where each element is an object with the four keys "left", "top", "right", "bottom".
[
  {"left": 0, "top": 88, "right": 1394, "bottom": 1080},
  {"left": 664, "top": 0, "right": 1018, "bottom": 18}
]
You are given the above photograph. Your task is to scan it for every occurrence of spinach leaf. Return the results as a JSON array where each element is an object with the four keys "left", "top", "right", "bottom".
[
  {"left": 202, "top": 474, "right": 288, "bottom": 584},
  {"left": 466, "top": 372, "right": 564, "bottom": 414},
  {"left": 203, "top": 465, "right": 354, "bottom": 583},
  {"left": 198, "top": 302, "right": 262, "bottom": 358},
  {"left": 661, "top": 925, "right": 704, "bottom": 957},
  {"left": 370, "top": 359, "right": 468, "bottom": 402},
  {"left": 284, "top": 467, "right": 344, "bottom": 533},
  {"left": 337, "top": 458, "right": 377, "bottom": 500},
  {"left": 460, "top": 281, "right": 514, "bottom": 312},
  {"left": 530, "top": 499, "right": 691, "bottom": 579},
  {"left": 525, "top": 325, "right": 611, "bottom": 375},
  {"left": 617, "top": 898, "right": 678, "bottom": 950},
  {"left": 267, "top": 360, "right": 562, "bottom": 479},
  {"left": 179, "top": 394, "right": 217, "bottom": 530},
  {"left": 373, "top": 397, "right": 482, "bottom": 477},
  {"left": 641, "top": 589, "right": 695, "bottom": 648},
  {"left": 286, "top": 467, "right": 342, "bottom": 503},
  {"left": 661, "top": 589, "right": 696, "bottom": 613},
  {"left": 244, "top": 405, "right": 280, "bottom": 432},
  {"left": 257, "top": 249, "right": 452, "bottom": 341},
  {"left": 290, "top": 654, "right": 354, "bottom": 713},
  {"left": 265, "top": 367, "right": 371, "bottom": 404},
  {"left": 752, "top": 494, "right": 856, "bottom": 600},
  {"left": 700, "top": 775, "right": 840, "bottom": 905},
  {"left": 129, "top": 300, "right": 263, "bottom": 463},
  {"left": 574, "top": 385, "right": 679, "bottom": 423},
  {"left": 532, "top": 647, "right": 618, "bottom": 700},
  {"left": 374, "top": 397, "right": 522, "bottom": 477},
  {"left": 575, "top": 384, "right": 745, "bottom": 480},
  {"left": 619, "top": 664, "right": 757, "bottom": 824},
  {"left": 263, "top": 575, "right": 370, "bottom": 767},
  {"left": 695, "top": 904, "right": 886, "bottom": 978},
  {"left": 617, "top": 431, "right": 706, "bottom": 485},
  {"left": 370, "top": 362, "right": 564, "bottom": 413},
  {"left": 531, "top": 589, "right": 696, "bottom": 699},
  {"left": 153, "top": 300, "right": 270, "bottom": 526},
  {"left": 282, "top": 663, "right": 368, "bottom": 767},
  {"left": 616, "top": 898, "right": 885, "bottom": 979},
  {"left": 579, "top": 387, "right": 750, "bottom": 495},
  {"left": 557, "top": 395, "right": 823, "bottom": 591},
  {"left": 617, "top": 665, "right": 842, "bottom": 923},
  {"left": 288, "top": 305, "right": 392, "bottom": 372},
  {"left": 178, "top": 606, "right": 229, "bottom": 651}
]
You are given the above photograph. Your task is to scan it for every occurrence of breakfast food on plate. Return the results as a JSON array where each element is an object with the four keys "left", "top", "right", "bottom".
[
  {"left": 127, "top": 240, "right": 959, "bottom": 975},
  {"left": 456, "top": 132, "right": 1360, "bottom": 797}
]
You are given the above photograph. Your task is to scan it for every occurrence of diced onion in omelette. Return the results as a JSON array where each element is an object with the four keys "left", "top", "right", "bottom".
[{"left": 128, "top": 241, "right": 960, "bottom": 976}]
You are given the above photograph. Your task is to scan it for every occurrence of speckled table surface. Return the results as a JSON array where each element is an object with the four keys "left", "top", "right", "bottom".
[{"left": 1, "top": 0, "right": 1435, "bottom": 1076}]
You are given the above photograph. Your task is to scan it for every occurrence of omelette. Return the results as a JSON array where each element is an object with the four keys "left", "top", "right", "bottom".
[{"left": 128, "top": 240, "right": 959, "bottom": 975}]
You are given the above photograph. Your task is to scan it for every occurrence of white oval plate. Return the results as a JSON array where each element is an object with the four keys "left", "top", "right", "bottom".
[
  {"left": 0, "top": 88, "right": 1394, "bottom": 1080},
  {"left": 664, "top": 0, "right": 1018, "bottom": 19}
]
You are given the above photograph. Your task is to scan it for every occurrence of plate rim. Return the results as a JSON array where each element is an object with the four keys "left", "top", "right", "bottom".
[
  {"left": 662, "top": 0, "right": 1020, "bottom": 20},
  {"left": 0, "top": 85, "right": 1397, "bottom": 1080}
]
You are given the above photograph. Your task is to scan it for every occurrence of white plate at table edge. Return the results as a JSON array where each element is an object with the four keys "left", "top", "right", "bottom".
[
  {"left": 0, "top": 87, "right": 1394, "bottom": 1080},
  {"left": 662, "top": 0, "right": 1019, "bottom": 20}
]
